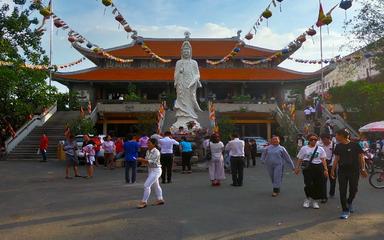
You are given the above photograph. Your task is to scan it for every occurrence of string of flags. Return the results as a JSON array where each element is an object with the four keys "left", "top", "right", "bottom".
[
  {"left": 288, "top": 51, "right": 377, "bottom": 65},
  {"left": 34, "top": 0, "right": 133, "bottom": 64},
  {"left": 242, "top": 0, "right": 354, "bottom": 66},
  {"left": 242, "top": 32, "right": 304, "bottom": 65},
  {"left": 245, "top": 0, "right": 281, "bottom": 41},
  {"left": 100, "top": 0, "right": 172, "bottom": 63},
  {"left": 0, "top": 57, "right": 87, "bottom": 71},
  {"left": 206, "top": 40, "right": 244, "bottom": 66},
  {"left": 206, "top": 0, "right": 280, "bottom": 66}
]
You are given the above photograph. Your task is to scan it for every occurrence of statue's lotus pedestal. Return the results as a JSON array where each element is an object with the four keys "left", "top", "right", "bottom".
[{"left": 170, "top": 116, "right": 201, "bottom": 133}]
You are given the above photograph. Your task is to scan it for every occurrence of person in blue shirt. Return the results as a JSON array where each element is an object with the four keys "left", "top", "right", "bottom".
[
  {"left": 124, "top": 134, "right": 140, "bottom": 183},
  {"left": 180, "top": 136, "right": 193, "bottom": 174}
]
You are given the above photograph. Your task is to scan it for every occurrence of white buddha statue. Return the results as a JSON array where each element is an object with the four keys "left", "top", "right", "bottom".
[{"left": 171, "top": 35, "right": 202, "bottom": 132}]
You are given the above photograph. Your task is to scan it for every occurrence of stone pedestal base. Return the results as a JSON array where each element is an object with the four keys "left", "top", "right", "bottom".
[{"left": 171, "top": 117, "right": 201, "bottom": 133}]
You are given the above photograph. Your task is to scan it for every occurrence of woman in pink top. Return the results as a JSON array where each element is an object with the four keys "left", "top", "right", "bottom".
[
  {"left": 139, "top": 135, "right": 149, "bottom": 158},
  {"left": 102, "top": 135, "right": 116, "bottom": 169}
]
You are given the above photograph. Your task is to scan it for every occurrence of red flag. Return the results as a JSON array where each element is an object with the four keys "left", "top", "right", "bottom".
[{"left": 316, "top": 3, "right": 326, "bottom": 27}]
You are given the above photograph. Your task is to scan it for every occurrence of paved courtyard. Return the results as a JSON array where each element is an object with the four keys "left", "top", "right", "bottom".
[{"left": 0, "top": 160, "right": 383, "bottom": 240}]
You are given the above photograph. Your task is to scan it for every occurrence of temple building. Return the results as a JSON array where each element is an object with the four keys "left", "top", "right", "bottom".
[{"left": 53, "top": 37, "right": 323, "bottom": 138}]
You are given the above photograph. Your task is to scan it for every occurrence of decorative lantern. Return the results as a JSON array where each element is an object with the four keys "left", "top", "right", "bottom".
[
  {"left": 245, "top": 33, "right": 253, "bottom": 40},
  {"left": 115, "top": 14, "right": 124, "bottom": 22},
  {"left": 262, "top": 9, "right": 272, "bottom": 19},
  {"left": 282, "top": 48, "right": 289, "bottom": 54},
  {"left": 102, "top": 0, "right": 113, "bottom": 7},
  {"left": 136, "top": 37, "right": 144, "bottom": 45},
  {"left": 68, "top": 36, "right": 76, "bottom": 43},
  {"left": 54, "top": 19, "right": 64, "bottom": 28},
  {"left": 297, "top": 35, "right": 306, "bottom": 43},
  {"left": 233, "top": 47, "right": 241, "bottom": 53},
  {"left": 14, "top": 0, "right": 26, "bottom": 5},
  {"left": 306, "top": 28, "right": 316, "bottom": 36},
  {"left": 78, "top": 38, "right": 85, "bottom": 44},
  {"left": 124, "top": 25, "right": 133, "bottom": 33},
  {"left": 339, "top": 0, "right": 352, "bottom": 11},
  {"left": 322, "top": 15, "right": 332, "bottom": 25},
  {"left": 39, "top": 7, "right": 52, "bottom": 17},
  {"left": 86, "top": 42, "right": 93, "bottom": 49}
]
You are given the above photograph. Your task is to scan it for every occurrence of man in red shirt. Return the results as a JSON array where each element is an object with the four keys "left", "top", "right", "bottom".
[{"left": 39, "top": 133, "right": 49, "bottom": 162}]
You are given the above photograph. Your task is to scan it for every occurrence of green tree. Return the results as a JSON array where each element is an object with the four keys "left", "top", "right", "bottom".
[
  {"left": 217, "top": 115, "right": 235, "bottom": 143},
  {"left": 328, "top": 81, "right": 384, "bottom": 128},
  {"left": 0, "top": 1, "right": 57, "bottom": 130},
  {"left": 346, "top": 0, "right": 384, "bottom": 72},
  {"left": 68, "top": 117, "right": 96, "bottom": 136}
]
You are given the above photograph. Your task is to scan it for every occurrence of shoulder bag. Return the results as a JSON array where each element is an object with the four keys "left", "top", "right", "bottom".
[{"left": 301, "top": 146, "right": 318, "bottom": 170}]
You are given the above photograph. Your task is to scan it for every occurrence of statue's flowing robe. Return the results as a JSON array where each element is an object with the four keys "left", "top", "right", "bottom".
[{"left": 174, "top": 59, "right": 202, "bottom": 120}]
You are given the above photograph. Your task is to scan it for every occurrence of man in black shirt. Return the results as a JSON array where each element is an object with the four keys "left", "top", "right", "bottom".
[{"left": 331, "top": 129, "right": 368, "bottom": 219}]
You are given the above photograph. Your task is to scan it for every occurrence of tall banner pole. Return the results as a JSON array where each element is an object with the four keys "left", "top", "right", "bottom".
[
  {"left": 49, "top": 0, "right": 53, "bottom": 87},
  {"left": 319, "top": 0, "right": 324, "bottom": 99}
]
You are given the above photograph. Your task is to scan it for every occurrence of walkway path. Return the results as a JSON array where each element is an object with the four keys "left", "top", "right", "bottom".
[{"left": 0, "top": 161, "right": 383, "bottom": 240}]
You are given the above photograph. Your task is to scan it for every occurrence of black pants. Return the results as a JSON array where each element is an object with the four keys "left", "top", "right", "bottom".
[
  {"left": 323, "top": 164, "right": 337, "bottom": 199},
  {"left": 181, "top": 152, "right": 192, "bottom": 171},
  {"left": 125, "top": 161, "right": 137, "bottom": 183},
  {"left": 338, "top": 169, "right": 359, "bottom": 212},
  {"left": 303, "top": 164, "right": 325, "bottom": 200},
  {"left": 161, "top": 153, "right": 173, "bottom": 182},
  {"left": 230, "top": 157, "right": 245, "bottom": 186},
  {"left": 251, "top": 154, "right": 256, "bottom": 166}
]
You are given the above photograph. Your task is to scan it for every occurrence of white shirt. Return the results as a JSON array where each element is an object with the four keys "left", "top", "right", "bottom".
[
  {"left": 145, "top": 147, "right": 161, "bottom": 168},
  {"left": 317, "top": 141, "right": 335, "bottom": 165},
  {"left": 310, "top": 107, "right": 316, "bottom": 113},
  {"left": 297, "top": 145, "right": 326, "bottom": 165},
  {"left": 304, "top": 109, "right": 311, "bottom": 115},
  {"left": 209, "top": 141, "right": 224, "bottom": 160},
  {"left": 225, "top": 138, "right": 245, "bottom": 157},
  {"left": 159, "top": 136, "right": 179, "bottom": 154}
]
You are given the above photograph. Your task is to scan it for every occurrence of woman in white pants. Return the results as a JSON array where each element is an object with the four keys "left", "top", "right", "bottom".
[{"left": 137, "top": 138, "right": 165, "bottom": 209}]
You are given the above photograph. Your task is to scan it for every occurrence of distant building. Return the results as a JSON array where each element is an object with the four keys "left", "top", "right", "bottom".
[{"left": 305, "top": 49, "right": 380, "bottom": 98}]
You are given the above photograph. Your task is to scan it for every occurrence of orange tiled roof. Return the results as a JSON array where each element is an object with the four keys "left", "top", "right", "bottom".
[
  {"left": 54, "top": 67, "right": 319, "bottom": 82},
  {"left": 79, "top": 38, "right": 277, "bottom": 59}
]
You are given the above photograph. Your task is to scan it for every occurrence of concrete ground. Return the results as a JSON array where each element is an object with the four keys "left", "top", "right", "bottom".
[{"left": 0, "top": 160, "right": 383, "bottom": 240}]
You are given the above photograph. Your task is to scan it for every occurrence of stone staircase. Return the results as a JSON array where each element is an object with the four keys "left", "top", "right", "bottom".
[
  {"left": 6, "top": 111, "right": 80, "bottom": 161},
  {"left": 161, "top": 110, "right": 211, "bottom": 133}
]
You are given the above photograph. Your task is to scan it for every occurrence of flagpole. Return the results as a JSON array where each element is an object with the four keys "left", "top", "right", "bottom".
[
  {"left": 49, "top": 0, "right": 53, "bottom": 87},
  {"left": 319, "top": 0, "right": 324, "bottom": 99}
]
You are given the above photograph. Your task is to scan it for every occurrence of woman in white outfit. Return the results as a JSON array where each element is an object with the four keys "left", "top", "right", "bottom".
[
  {"left": 137, "top": 138, "right": 165, "bottom": 209},
  {"left": 208, "top": 134, "right": 226, "bottom": 186}
]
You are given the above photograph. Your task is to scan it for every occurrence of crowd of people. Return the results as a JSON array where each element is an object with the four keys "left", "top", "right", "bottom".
[{"left": 49, "top": 125, "right": 374, "bottom": 218}]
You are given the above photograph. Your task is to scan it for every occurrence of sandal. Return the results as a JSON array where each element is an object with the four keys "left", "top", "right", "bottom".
[
  {"left": 154, "top": 200, "right": 165, "bottom": 206},
  {"left": 75, "top": 175, "right": 82, "bottom": 178},
  {"left": 137, "top": 202, "right": 147, "bottom": 209}
]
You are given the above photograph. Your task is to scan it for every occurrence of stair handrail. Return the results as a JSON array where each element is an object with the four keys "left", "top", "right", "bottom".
[
  {"left": 321, "top": 104, "right": 359, "bottom": 138},
  {"left": 4, "top": 103, "right": 57, "bottom": 154},
  {"left": 274, "top": 105, "right": 300, "bottom": 135},
  {"left": 274, "top": 104, "right": 300, "bottom": 139}
]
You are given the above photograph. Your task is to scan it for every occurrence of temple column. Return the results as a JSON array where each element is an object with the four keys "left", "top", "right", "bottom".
[{"left": 241, "top": 83, "right": 246, "bottom": 95}]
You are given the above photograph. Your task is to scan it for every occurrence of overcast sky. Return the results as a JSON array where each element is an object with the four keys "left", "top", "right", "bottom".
[{"left": 2, "top": 0, "right": 362, "bottom": 92}]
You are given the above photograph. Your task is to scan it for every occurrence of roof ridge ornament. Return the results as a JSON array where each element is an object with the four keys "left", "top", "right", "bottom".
[{"left": 184, "top": 31, "right": 191, "bottom": 40}]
